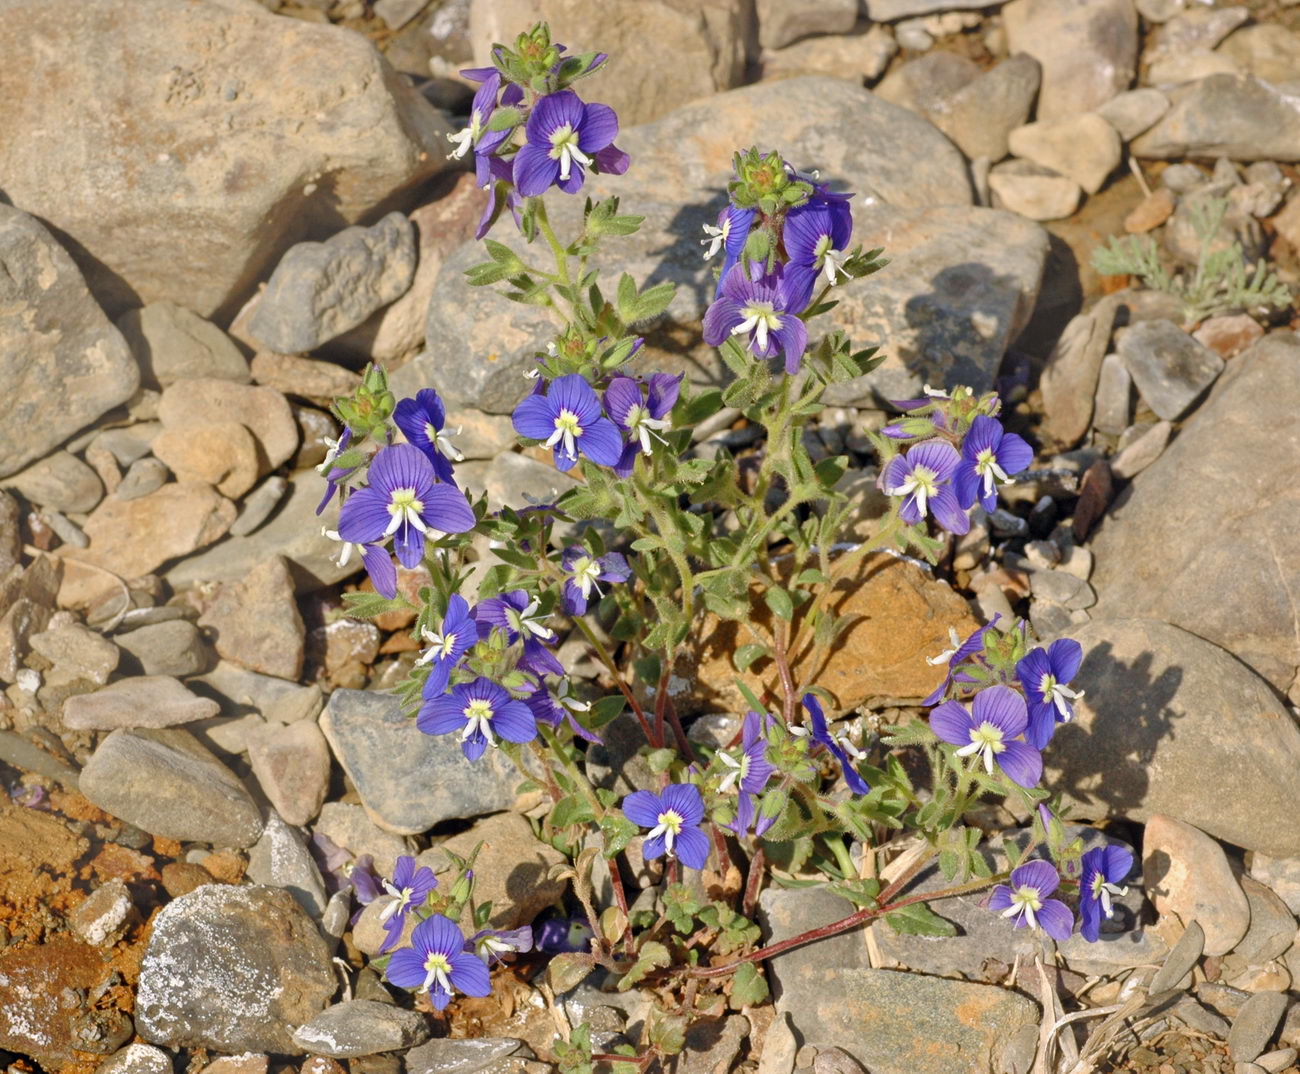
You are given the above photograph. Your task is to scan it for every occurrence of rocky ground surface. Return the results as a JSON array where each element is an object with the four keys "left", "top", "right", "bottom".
[{"left": 2, "top": 0, "right": 1300, "bottom": 1072}]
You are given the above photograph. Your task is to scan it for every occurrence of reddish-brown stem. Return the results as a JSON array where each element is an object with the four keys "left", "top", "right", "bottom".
[
  {"left": 652, "top": 667, "right": 669, "bottom": 749},
  {"left": 742, "top": 845, "right": 765, "bottom": 919},
  {"left": 709, "top": 824, "right": 733, "bottom": 877},
  {"left": 592, "top": 1053, "right": 654, "bottom": 1070},
  {"left": 607, "top": 854, "right": 635, "bottom": 954},
  {"left": 771, "top": 620, "right": 798, "bottom": 726},
  {"left": 686, "top": 874, "right": 998, "bottom": 980}
]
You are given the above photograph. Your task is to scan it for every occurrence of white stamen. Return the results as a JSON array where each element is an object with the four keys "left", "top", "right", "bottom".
[
  {"left": 927, "top": 626, "right": 964, "bottom": 666},
  {"left": 545, "top": 408, "right": 583, "bottom": 460},
  {"left": 647, "top": 809, "right": 685, "bottom": 855},
  {"left": 730, "top": 301, "right": 782, "bottom": 351},
  {"left": 957, "top": 720, "right": 1006, "bottom": 775},
  {"left": 425, "top": 421, "right": 465, "bottom": 463},
  {"left": 548, "top": 123, "right": 591, "bottom": 181},
  {"left": 321, "top": 527, "right": 360, "bottom": 569},
  {"left": 461, "top": 697, "right": 498, "bottom": 748},
  {"left": 623, "top": 402, "right": 671, "bottom": 456},
  {"left": 717, "top": 750, "right": 747, "bottom": 794},
  {"left": 887, "top": 464, "right": 939, "bottom": 519},
  {"left": 700, "top": 218, "right": 731, "bottom": 261},
  {"left": 505, "top": 597, "right": 554, "bottom": 641},
  {"left": 1002, "top": 883, "right": 1044, "bottom": 929}
]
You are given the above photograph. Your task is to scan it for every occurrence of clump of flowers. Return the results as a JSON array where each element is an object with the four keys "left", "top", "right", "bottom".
[{"left": 315, "top": 22, "right": 1129, "bottom": 1071}]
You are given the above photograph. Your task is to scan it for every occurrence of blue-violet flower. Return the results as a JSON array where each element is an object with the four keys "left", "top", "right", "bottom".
[
  {"left": 883, "top": 438, "right": 970, "bottom": 535},
  {"left": 1079, "top": 845, "right": 1133, "bottom": 942},
  {"left": 1016, "top": 638, "right": 1084, "bottom": 750},
  {"left": 560, "top": 546, "right": 631, "bottom": 616},
  {"left": 988, "top": 860, "right": 1074, "bottom": 940},
  {"left": 394, "top": 388, "right": 463, "bottom": 483},
  {"left": 417, "top": 593, "right": 477, "bottom": 698},
  {"left": 512, "top": 373, "right": 624, "bottom": 472},
  {"left": 622, "top": 783, "right": 710, "bottom": 870},
  {"left": 385, "top": 913, "right": 491, "bottom": 1010},
  {"left": 417, "top": 677, "right": 538, "bottom": 761},
  {"left": 955, "top": 415, "right": 1033, "bottom": 513},
  {"left": 930, "top": 685, "right": 1042, "bottom": 789},
  {"left": 801, "top": 693, "right": 870, "bottom": 795},
  {"left": 513, "top": 89, "right": 621, "bottom": 197},
  {"left": 378, "top": 854, "right": 438, "bottom": 954},
  {"left": 703, "top": 262, "right": 815, "bottom": 374}
]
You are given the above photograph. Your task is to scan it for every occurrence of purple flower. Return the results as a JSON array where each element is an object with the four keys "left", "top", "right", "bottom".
[
  {"left": 315, "top": 426, "right": 353, "bottom": 515},
  {"left": 700, "top": 205, "right": 756, "bottom": 298},
  {"left": 512, "top": 373, "right": 624, "bottom": 472},
  {"left": 720, "top": 711, "right": 777, "bottom": 837},
  {"left": 474, "top": 590, "right": 562, "bottom": 676},
  {"left": 476, "top": 154, "right": 522, "bottom": 240},
  {"left": 622, "top": 783, "right": 710, "bottom": 870},
  {"left": 533, "top": 915, "right": 594, "bottom": 954},
  {"left": 955, "top": 416, "right": 1033, "bottom": 513},
  {"left": 394, "top": 389, "right": 463, "bottom": 483},
  {"left": 385, "top": 913, "right": 491, "bottom": 1010},
  {"left": 417, "top": 593, "right": 477, "bottom": 698},
  {"left": 447, "top": 69, "right": 518, "bottom": 172},
  {"left": 378, "top": 855, "right": 439, "bottom": 954},
  {"left": 467, "top": 925, "right": 534, "bottom": 965},
  {"left": 1016, "top": 639, "right": 1084, "bottom": 750},
  {"left": 417, "top": 677, "right": 537, "bottom": 761},
  {"left": 513, "top": 89, "right": 621, "bottom": 197},
  {"left": 930, "top": 685, "right": 1042, "bottom": 789},
  {"left": 921, "top": 614, "right": 1003, "bottom": 707},
  {"left": 337, "top": 444, "right": 476, "bottom": 570},
  {"left": 702, "top": 263, "right": 816, "bottom": 374},
  {"left": 784, "top": 195, "right": 853, "bottom": 285},
  {"left": 523, "top": 683, "right": 602, "bottom": 744},
  {"left": 604, "top": 373, "right": 681, "bottom": 478},
  {"left": 802, "top": 693, "right": 870, "bottom": 795},
  {"left": 882, "top": 438, "right": 970, "bottom": 535},
  {"left": 560, "top": 546, "right": 631, "bottom": 615},
  {"left": 1079, "top": 846, "right": 1133, "bottom": 942},
  {"left": 988, "top": 860, "right": 1074, "bottom": 940}
]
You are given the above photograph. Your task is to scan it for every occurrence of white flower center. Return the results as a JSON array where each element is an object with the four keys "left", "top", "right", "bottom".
[
  {"left": 416, "top": 626, "right": 460, "bottom": 666},
  {"left": 476, "top": 933, "right": 513, "bottom": 961},
  {"left": 648, "top": 809, "right": 685, "bottom": 854},
  {"left": 975, "top": 447, "right": 1009, "bottom": 499},
  {"left": 700, "top": 217, "right": 730, "bottom": 260},
  {"left": 425, "top": 421, "right": 464, "bottom": 462},
  {"left": 378, "top": 883, "right": 414, "bottom": 924},
  {"left": 548, "top": 123, "right": 591, "bottom": 181},
  {"left": 730, "top": 301, "right": 783, "bottom": 351},
  {"left": 421, "top": 951, "right": 454, "bottom": 994},
  {"left": 1091, "top": 872, "right": 1128, "bottom": 917},
  {"left": 571, "top": 555, "right": 603, "bottom": 599},
  {"left": 814, "top": 234, "right": 849, "bottom": 284},
  {"left": 316, "top": 435, "right": 345, "bottom": 475},
  {"left": 1040, "top": 673, "right": 1081, "bottom": 720},
  {"left": 462, "top": 697, "right": 498, "bottom": 748},
  {"left": 955, "top": 720, "right": 1006, "bottom": 774},
  {"left": 321, "top": 526, "right": 358, "bottom": 568},
  {"left": 545, "top": 408, "right": 584, "bottom": 459},
  {"left": 718, "top": 750, "right": 749, "bottom": 794},
  {"left": 1002, "top": 883, "right": 1044, "bottom": 929},
  {"left": 624, "top": 402, "right": 670, "bottom": 455},
  {"left": 887, "top": 464, "right": 939, "bottom": 519},
  {"left": 505, "top": 597, "right": 554, "bottom": 641},
  {"left": 385, "top": 488, "right": 427, "bottom": 536}
]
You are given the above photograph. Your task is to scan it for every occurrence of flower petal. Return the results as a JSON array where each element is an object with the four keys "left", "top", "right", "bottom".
[
  {"left": 602, "top": 376, "right": 641, "bottom": 429},
  {"left": 369, "top": 444, "right": 435, "bottom": 499},
  {"left": 362, "top": 544, "right": 398, "bottom": 599},
  {"left": 413, "top": 912, "right": 465, "bottom": 958},
  {"left": 392, "top": 520, "right": 425, "bottom": 569},
  {"left": 998, "top": 740, "right": 1042, "bottom": 789},
  {"left": 660, "top": 782, "right": 704, "bottom": 826},
  {"left": 513, "top": 142, "right": 560, "bottom": 197},
  {"left": 1048, "top": 638, "right": 1084, "bottom": 683},
  {"left": 987, "top": 884, "right": 1014, "bottom": 913},
  {"left": 777, "top": 315, "right": 809, "bottom": 375},
  {"left": 702, "top": 297, "right": 743, "bottom": 346},
  {"left": 385, "top": 948, "right": 428, "bottom": 990},
  {"left": 577, "top": 417, "right": 624, "bottom": 467},
  {"left": 997, "top": 431, "right": 1034, "bottom": 476},
  {"left": 1037, "top": 899, "right": 1075, "bottom": 941},
  {"left": 622, "top": 790, "right": 663, "bottom": 829},
  {"left": 905, "top": 439, "right": 960, "bottom": 482},
  {"left": 419, "top": 483, "right": 476, "bottom": 534},
  {"left": 674, "top": 826, "right": 711, "bottom": 871},
  {"left": 929, "top": 700, "right": 974, "bottom": 746},
  {"left": 417, "top": 696, "right": 467, "bottom": 737},
  {"left": 929, "top": 485, "right": 970, "bottom": 536},
  {"left": 549, "top": 373, "right": 601, "bottom": 425},
  {"left": 448, "top": 951, "right": 493, "bottom": 997},
  {"left": 577, "top": 101, "right": 618, "bottom": 152},
  {"left": 1011, "top": 859, "right": 1060, "bottom": 898},
  {"left": 337, "top": 487, "right": 392, "bottom": 545},
  {"left": 490, "top": 699, "right": 538, "bottom": 744},
  {"left": 1103, "top": 845, "right": 1134, "bottom": 884},
  {"left": 972, "top": 686, "right": 1029, "bottom": 737}
]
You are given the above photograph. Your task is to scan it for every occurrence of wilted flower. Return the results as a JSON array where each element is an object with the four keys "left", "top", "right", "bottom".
[
  {"left": 467, "top": 925, "right": 534, "bottom": 965},
  {"left": 801, "top": 693, "right": 870, "bottom": 795}
]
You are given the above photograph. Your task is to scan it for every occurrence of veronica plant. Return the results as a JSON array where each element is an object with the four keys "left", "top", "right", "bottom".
[{"left": 318, "top": 22, "right": 1125, "bottom": 1068}]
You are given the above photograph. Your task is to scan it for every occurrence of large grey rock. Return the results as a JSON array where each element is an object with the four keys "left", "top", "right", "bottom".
[
  {"left": 758, "top": 886, "right": 870, "bottom": 997},
  {"left": 468, "top": 0, "right": 750, "bottom": 127},
  {"left": 1091, "top": 336, "right": 1300, "bottom": 695},
  {"left": 291, "top": 999, "right": 431, "bottom": 1058},
  {"left": 247, "top": 719, "right": 330, "bottom": 826},
  {"left": 116, "top": 302, "right": 249, "bottom": 388},
  {"left": 79, "top": 727, "right": 264, "bottom": 847},
  {"left": 0, "top": 0, "right": 454, "bottom": 320},
  {"left": 2, "top": 450, "right": 104, "bottom": 514},
  {"left": 404, "top": 1038, "right": 536, "bottom": 1074},
  {"left": 410, "top": 76, "right": 976, "bottom": 413},
  {"left": 0, "top": 206, "right": 139, "bottom": 479},
  {"left": 1003, "top": 0, "right": 1138, "bottom": 121},
  {"left": 1042, "top": 619, "right": 1300, "bottom": 858},
  {"left": 115, "top": 620, "right": 210, "bottom": 677},
  {"left": 757, "top": 0, "right": 857, "bottom": 49},
  {"left": 1132, "top": 75, "right": 1300, "bottom": 162},
  {"left": 777, "top": 968, "right": 1040, "bottom": 1074},
  {"left": 321, "top": 688, "right": 522, "bottom": 835},
  {"left": 1116, "top": 319, "right": 1224, "bottom": 420},
  {"left": 135, "top": 885, "right": 334, "bottom": 1052},
  {"left": 249, "top": 212, "right": 416, "bottom": 353},
  {"left": 246, "top": 810, "right": 329, "bottom": 918}
]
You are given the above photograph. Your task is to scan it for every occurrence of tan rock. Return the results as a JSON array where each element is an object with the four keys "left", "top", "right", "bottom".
[
  {"left": 681, "top": 555, "right": 979, "bottom": 716},
  {"left": 159, "top": 379, "right": 299, "bottom": 473},
  {"left": 1125, "top": 187, "right": 1177, "bottom": 234},
  {"left": 249, "top": 353, "right": 360, "bottom": 407},
  {"left": 247, "top": 720, "right": 330, "bottom": 826},
  {"left": 198, "top": 557, "right": 305, "bottom": 680},
  {"left": 151, "top": 422, "right": 261, "bottom": 499},
  {"left": 1143, "top": 813, "right": 1250, "bottom": 957},
  {"left": 63, "top": 676, "right": 220, "bottom": 731},
  {"left": 73, "top": 482, "right": 236, "bottom": 579},
  {"left": 1008, "top": 113, "right": 1122, "bottom": 195},
  {"left": 1192, "top": 313, "right": 1264, "bottom": 360}
]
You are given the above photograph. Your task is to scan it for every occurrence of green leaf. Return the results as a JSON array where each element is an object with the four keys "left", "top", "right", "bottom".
[
  {"left": 645, "top": 747, "right": 677, "bottom": 774},
  {"left": 732, "top": 643, "right": 770, "bottom": 672},
  {"left": 587, "top": 695, "right": 625, "bottom": 729},
  {"left": 599, "top": 813, "right": 638, "bottom": 858},
  {"left": 730, "top": 962, "right": 770, "bottom": 1008},
  {"left": 764, "top": 587, "right": 794, "bottom": 621},
  {"left": 484, "top": 105, "right": 522, "bottom": 132},
  {"left": 340, "top": 591, "right": 410, "bottom": 620},
  {"left": 885, "top": 901, "right": 958, "bottom": 938},
  {"left": 617, "top": 940, "right": 670, "bottom": 990},
  {"left": 548, "top": 951, "right": 597, "bottom": 993}
]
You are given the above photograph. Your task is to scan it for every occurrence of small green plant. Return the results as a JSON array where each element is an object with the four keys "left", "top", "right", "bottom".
[{"left": 1091, "top": 194, "right": 1290, "bottom": 326}]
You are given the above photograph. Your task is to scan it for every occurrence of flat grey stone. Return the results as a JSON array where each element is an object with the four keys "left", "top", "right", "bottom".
[
  {"left": 135, "top": 885, "right": 334, "bottom": 1053},
  {"left": 0, "top": 205, "right": 139, "bottom": 479},
  {"left": 114, "top": 620, "right": 209, "bottom": 678},
  {"left": 247, "top": 810, "right": 329, "bottom": 919},
  {"left": 404, "top": 1037, "right": 535, "bottom": 1074},
  {"left": 1236, "top": 876, "right": 1296, "bottom": 966},
  {"left": 313, "top": 801, "right": 414, "bottom": 877},
  {"left": 1230, "top": 992, "right": 1289, "bottom": 1064},
  {"left": 1110, "top": 420, "right": 1172, "bottom": 480},
  {"left": 79, "top": 727, "right": 263, "bottom": 847},
  {"left": 1091, "top": 335, "right": 1300, "bottom": 695},
  {"left": 291, "top": 999, "right": 431, "bottom": 1058},
  {"left": 1117, "top": 319, "right": 1224, "bottom": 420},
  {"left": 1132, "top": 74, "right": 1300, "bottom": 161},
  {"left": 1092, "top": 352, "right": 1132, "bottom": 435},
  {"left": 114, "top": 457, "right": 169, "bottom": 501},
  {"left": 250, "top": 212, "right": 417, "bottom": 353},
  {"left": 116, "top": 301, "right": 249, "bottom": 388},
  {"left": 1097, "top": 88, "right": 1171, "bottom": 141},
  {"left": 758, "top": 886, "right": 870, "bottom": 999},
  {"left": 63, "top": 676, "right": 219, "bottom": 730},
  {"left": 1040, "top": 297, "right": 1122, "bottom": 447},
  {"left": 321, "top": 689, "right": 521, "bottom": 835},
  {"left": 3, "top": 450, "right": 104, "bottom": 513},
  {"left": 1043, "top": 620, "right": 1300, "bottom": 858}
]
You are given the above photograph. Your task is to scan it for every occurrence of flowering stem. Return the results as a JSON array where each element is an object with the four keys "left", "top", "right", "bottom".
[
  {"left": 771, "top": 620, "right": 798, "bottom": 726},
  {"left": 572, "top": 616, "right": 658, "bottom": 745},
  {"left": 686, "top": 871, "right": 1003, "bottom": 980},
  {"left": 538, "top": 722, "right": 604, "bottom": 818},
  {"left": 742, "top": 845, "right": 765, "bottom": 918}
]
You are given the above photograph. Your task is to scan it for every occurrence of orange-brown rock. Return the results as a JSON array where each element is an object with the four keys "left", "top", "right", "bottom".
[{"left": 679, "top": 555, "right": 980, "bottom": 715}]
